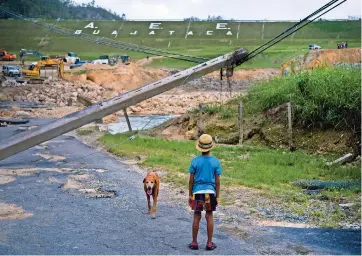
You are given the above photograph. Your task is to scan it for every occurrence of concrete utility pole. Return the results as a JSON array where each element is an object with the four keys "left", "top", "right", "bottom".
[{"left": 0, "top": 49, "right": 248, "bottom": 161}]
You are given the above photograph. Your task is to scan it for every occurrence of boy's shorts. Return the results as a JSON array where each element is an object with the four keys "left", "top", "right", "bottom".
[{"left": 190, "top": 193, "right": 217, "bottom": 212}]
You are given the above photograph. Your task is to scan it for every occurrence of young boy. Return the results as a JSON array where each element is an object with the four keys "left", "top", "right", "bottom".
[{"left": 188, "top": 134, "right": 222, "bottom": 251}]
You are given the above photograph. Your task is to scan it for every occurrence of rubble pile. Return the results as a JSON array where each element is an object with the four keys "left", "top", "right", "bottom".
[{"left": 0, "top": 79, "right": 119, "bottom": 107}]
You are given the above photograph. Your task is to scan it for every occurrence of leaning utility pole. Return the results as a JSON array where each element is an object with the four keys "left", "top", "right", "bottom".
[{"left": 0, "top": 49, "right": 248, "bottom": 161}]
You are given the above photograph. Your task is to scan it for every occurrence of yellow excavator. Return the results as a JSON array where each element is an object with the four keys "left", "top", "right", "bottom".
[{"left": 22, "top": 58, "right": 64, "bottom": 79}]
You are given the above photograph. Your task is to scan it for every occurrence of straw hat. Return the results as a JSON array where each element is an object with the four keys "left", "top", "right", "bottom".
[{"left": 196, "top": 134, "right": 214, "bottom": 152}]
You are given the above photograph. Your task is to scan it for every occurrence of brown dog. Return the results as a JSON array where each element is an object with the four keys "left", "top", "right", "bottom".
[{"left": 143, "top": 171, "right": 160, "bottom": 218}]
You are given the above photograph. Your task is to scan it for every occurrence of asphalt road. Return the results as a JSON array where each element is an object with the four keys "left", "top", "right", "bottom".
[{"left": 0, "top": 118, "right": 360, "bottom": 255}]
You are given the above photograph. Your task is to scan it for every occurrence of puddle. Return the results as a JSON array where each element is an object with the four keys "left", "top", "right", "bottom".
[
  {"left": 0, "top": 203, "right": 33, "bottom": 220},
  {"left": 103, "top": 114, "right": 178, "bottom": 134}
]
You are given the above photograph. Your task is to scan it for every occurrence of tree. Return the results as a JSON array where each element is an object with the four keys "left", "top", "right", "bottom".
[{"left": 184, "top": 16, "right": 200, "bottom": 21}]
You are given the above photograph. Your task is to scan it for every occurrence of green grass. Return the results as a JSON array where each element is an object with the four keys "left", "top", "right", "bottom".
[
  {"left": 76, "top": 128, "right": 94, "bottom": 135},
  {"left": 244, "top": 67, "right": 361, "bottom": 129},
  {"left": 100, "top": 133, "right": 360, "bottom": 191},
  {"left": 0, "top": 20, "right": 360, "bottom": 69},
  {"left": 100, "top": 132, "right": 361, "bottom": 227}
]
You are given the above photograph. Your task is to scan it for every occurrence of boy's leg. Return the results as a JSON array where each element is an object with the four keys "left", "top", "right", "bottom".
[
  {"left": 192, "top": 212, "right": 202, "bottom": 243},
  {"left": 205, "top": 211, "right": 214, "bottom": 244}
]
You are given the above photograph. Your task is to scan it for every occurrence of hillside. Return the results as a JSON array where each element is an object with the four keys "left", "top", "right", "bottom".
[
  {"left": 0, "top": 0, "right": 122, "bottom": 20},
  {"left": 0, "top": 20, "right": 360, "bottom": 68}
]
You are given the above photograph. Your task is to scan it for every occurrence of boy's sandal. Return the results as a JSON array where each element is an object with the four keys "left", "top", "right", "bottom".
[
  {"left": 188, "top": 242, "right": 199, "bottom": 250},
  {"left": 206, "top": 242, "right": 217, "bottom": 250}
]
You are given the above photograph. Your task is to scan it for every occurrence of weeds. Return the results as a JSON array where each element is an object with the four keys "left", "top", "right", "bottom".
[
  {"left": 76, "top": 129, "right": 94, "bottom": 135},
  {"left": 242, "top": 67, "right": 361, "bottom": 130}
]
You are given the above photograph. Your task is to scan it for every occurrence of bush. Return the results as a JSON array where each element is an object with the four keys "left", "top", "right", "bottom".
[{"left": 244, "top": 67, "right": 361, "bottom": 129}]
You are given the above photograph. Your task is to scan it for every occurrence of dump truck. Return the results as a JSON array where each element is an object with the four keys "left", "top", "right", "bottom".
[{"left": 0, "top": 48, "right": 16, "bottom": 61}]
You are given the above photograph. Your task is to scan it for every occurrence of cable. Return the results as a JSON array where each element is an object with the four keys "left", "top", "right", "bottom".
[{"left": 240, "top": 0, "right": 346, "bottom": 64}]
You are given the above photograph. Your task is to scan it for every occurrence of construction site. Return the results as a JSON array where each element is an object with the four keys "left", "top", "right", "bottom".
[{"left": 0, "top": 0, "right": 361, "bottom": 254}]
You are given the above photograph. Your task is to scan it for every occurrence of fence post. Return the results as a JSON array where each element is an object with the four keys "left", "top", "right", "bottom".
[
  {"left": 123, "top": 108, "right": 132, "bottom": 132},
  {"left": 287, "top": 102, "right": 292, "bottom": 148},
  {"left": 238, "top": 102, "right": 243, "bottom": 144}
]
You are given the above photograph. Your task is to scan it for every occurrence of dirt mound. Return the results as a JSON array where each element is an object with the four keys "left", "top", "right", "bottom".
[
  {"left": 72, "top": 63, "right": 116, "bottom": 71},
  {"left": 65, "top": 62, "right": 168, "bottom": 92},
  {"left": 302, "top": 48, "right": 361, "bottom": 67},
  {"left": 207, "top": 68, "right": 280, "bottom": 81}
]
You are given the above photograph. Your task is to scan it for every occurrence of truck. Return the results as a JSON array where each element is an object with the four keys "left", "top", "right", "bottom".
[
  {"left": 91, "top": 55, "right": 130, "bottom": 65},
  {"left": 91, "top": 55, "right": 109, "bottom": 65},
  {"left": 309, "top": 44, "right": 321, "bottom": 50},
  {"left": 2, "top": 65, "right": 20, "bottom": 77},
  {"left": 70, "top": 59, "right": 91, "bottom": 69},
  {"left": 63, "top": 52, "right": 80, "bottom": 64},
  {"left": 0, "top": 49, "right": 16, "bottom": 61}
]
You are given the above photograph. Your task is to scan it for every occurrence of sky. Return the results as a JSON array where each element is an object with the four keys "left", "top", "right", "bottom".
[{"left": 73, "top": 0, "right": 361, "bottom": 20}]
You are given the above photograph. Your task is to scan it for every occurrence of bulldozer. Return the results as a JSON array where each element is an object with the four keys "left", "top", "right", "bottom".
[{"left": 22, "top": 58, "right": 64, "bottom": 79}]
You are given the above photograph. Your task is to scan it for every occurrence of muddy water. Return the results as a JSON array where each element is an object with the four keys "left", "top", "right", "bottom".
[{"left": 103, "top": 114, "right": 179, "bottom": 134}]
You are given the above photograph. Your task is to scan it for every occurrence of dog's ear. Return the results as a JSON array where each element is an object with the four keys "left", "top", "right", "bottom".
[{"left": 143, "top": 178, "right": 146, "bottom": 183}]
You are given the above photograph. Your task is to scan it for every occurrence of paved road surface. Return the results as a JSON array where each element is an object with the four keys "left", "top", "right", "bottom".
[{"left": 0, "top": 118, "right": 360, "bottom": 254}]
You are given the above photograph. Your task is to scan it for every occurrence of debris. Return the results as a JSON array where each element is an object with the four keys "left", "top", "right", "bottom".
[
  {"left": 326, "top": 153, "right": 354, "bottom": 166},
  {"left": 0, "top": 118, "right": 29, "bottom": 125},
  {"left": 292, "top": 180, "right": 360, "bottom": 190},
  {"left": 339, "top": 203, "right": 355, "bottom": 208},
  {"left": 15, "top": 110, "right": 31, "bottom": 118}
]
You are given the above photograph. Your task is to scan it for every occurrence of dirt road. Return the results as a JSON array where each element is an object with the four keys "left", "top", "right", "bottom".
[{"left": 0, "top": 119, "right": 360, "bottom": 254}]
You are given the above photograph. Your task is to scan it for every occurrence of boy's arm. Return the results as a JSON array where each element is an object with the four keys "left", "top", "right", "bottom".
[
  {"left": 188, "top": 174, "right": 194, "bottom": 206},
  {"left": 215, "top": 174, "right": 220, "bottom": 204},
  {"left": 189, "top": 173, "right": 194, "bottom": 197}
]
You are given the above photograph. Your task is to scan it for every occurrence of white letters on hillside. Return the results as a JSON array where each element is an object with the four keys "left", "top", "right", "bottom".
[
  {"left": 76, "top": 22, "right": 237, "bottom": 37},
  {"left": 84, "top": 22, "right": 95, "bottom": 29},
  {"left": 216, "top": 23, "right": 228, "bottom": 29},
  {"left": 149, "top": 23, "right": 162, "bottom": 29}
]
